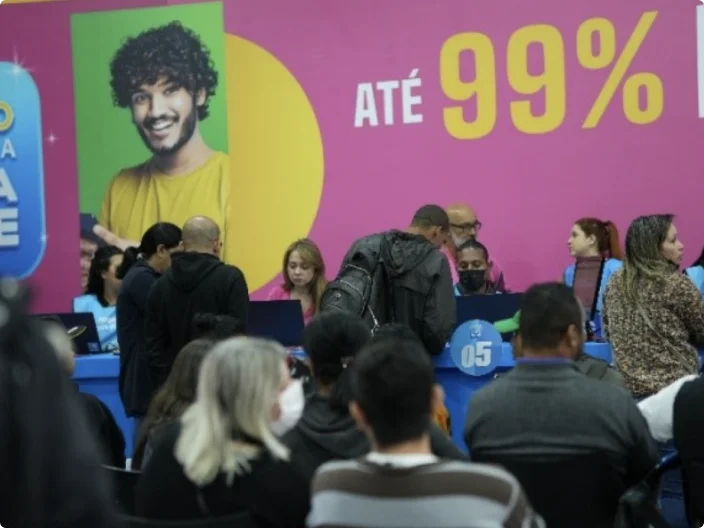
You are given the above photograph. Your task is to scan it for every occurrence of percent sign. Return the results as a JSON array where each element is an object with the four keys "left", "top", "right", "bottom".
[{"left": 578, "top": 11, "right": 663, "bottom": 128}]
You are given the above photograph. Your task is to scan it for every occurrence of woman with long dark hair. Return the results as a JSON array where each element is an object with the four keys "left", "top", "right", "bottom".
[
  {"left": 73, "top": 245, "right": 124, "bottom": 352},
  {"left": 116, "top": 222, "right": 181, "bottom": 429},
  {"left": 282, "top": 312, "right": 465, "bottom": 482},
  {"left": 564, "top": 217, "right": 622, "bottom": 338},
  {"left": 603, "top": 214, "right": 704, "bottom": 398},
  {"left": 685, "top": 246, "right": 704, "bottom": 297},
  {"left": 131, "top": 339, "right": 213, "bottom": 470}
]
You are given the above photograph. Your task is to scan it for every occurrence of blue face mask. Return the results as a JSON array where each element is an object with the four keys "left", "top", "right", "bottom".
[{"left": 459, "top": 269, "right": 486, "bottom": 293}]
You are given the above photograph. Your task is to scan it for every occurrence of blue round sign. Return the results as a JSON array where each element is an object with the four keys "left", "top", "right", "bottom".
[{"left": 449, "top": 319, "right": 502, "bottom": 377}]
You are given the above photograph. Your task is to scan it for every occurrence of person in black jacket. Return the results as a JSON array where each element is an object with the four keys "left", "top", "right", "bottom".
[
  {"left": 282, "top": 312, "right": 466, "bottom": 482},
  {"left": 145, "top": 216, "right": 249, "bottom": 388},
  {"left": 673, "top": 376, "right": 704, "bottom": 526},
  {"left": 0, "top": 280, "right": 116, "bottom": 528},
  {"left": 339, "top": 204, "right": 456, "bottom": 355},
  {"left": 116, "top": 222, "right": 182, "bottom": 429}
]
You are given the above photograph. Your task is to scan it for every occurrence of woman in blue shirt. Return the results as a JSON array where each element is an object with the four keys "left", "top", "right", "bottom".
[
  {"left": 73, "top": 246, "right": 124, "bottom": 352},
  {"left": 564, "top": 218, "right": 622, "bottom": 338},
  {"left": 685, "top": 247, "right": 704, "bottom": 297},
  {"left": 453, "top": 239, "right": 501, "bottom": 296}
]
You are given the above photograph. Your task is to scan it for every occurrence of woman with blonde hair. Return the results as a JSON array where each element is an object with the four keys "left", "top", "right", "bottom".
[
  {"left": 267, "top": 238, "right": 327, "bottom": 325},
  {"left": 603, "top": 214, "right": 704, "bottom": 398},
  {"left": 135, "top": 338, "right": 308, "bottom": 526}
]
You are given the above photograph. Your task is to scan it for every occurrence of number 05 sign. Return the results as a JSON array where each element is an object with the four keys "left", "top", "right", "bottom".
[{"left": 449, "top": 320, "right": 503, "bottom": 377}]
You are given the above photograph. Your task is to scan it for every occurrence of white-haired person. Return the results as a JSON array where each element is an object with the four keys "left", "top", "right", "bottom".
[{"left": 135, "top": 337, "right": 309, "bottom": 526}]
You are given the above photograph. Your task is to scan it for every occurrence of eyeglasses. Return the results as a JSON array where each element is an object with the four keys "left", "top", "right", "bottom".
[{"left": 450, "top": 221, "right": 482, "bottom": 233}]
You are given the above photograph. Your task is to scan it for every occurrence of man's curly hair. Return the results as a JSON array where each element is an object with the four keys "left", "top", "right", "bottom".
[{"left": 110, "top": 21, "right": 218, "bottom": 120}]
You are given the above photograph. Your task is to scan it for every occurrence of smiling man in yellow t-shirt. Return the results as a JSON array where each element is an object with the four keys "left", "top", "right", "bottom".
[{"left": 94, "top": 22, "right": 232, "bottom": 263}]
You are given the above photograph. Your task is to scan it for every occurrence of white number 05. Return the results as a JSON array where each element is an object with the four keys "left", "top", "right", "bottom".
[{"left": 461, "top": 342, "right": 492, "bottom": 368}]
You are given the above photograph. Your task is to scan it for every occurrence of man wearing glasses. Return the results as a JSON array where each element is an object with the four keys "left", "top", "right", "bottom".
[{"left": 441, "top": 203, "right": 509, "bottom": 292}]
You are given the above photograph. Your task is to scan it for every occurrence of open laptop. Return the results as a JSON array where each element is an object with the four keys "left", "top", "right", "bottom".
[
  {"left": 455, "top": 293, "right": 522, "bottom": 338},
  {"left": 37, "top": 312, "right": 102, "bottom": 355},
  {"left": 248, "top": 300, "right": 305, "bottom": 347}
]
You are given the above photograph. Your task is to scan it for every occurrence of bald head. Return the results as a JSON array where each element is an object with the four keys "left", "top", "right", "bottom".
[
  {"left": 182, "top": 216, "right": 221, "bottom": 256},
  {"left": 445, "top": 203, "right": 481, "bottom": 253},
  {"left": 446, "top": 203, "right": 477, "bottom": 225}
]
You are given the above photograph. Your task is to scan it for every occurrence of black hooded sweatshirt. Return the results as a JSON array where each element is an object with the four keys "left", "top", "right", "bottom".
[
  {"left": 340, "top": 230, "right": 456, "bottom": 355},
  {"left": 282, "top": 393, "right": 467, "bottom": 482},
  {"left": 145, "top": 252, "right": 249, "bottom": 388}
]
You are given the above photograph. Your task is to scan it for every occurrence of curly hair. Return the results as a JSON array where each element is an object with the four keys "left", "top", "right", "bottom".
[{"left": 110, "top": 21, "right": 218, "bottom": 120}]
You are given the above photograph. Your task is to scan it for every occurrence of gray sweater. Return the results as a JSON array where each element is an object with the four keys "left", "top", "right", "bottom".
[{"left": 464, "top": 361, "right": 658, "bottom": 487}]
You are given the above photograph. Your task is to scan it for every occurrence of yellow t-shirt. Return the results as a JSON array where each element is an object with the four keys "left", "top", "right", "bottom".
[{"left": 99, "top": 152, "right": 233, "bottom": 263}]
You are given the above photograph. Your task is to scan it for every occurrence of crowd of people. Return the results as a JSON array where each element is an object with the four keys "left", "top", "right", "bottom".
[
  {"left": 41, "top": 21, "right": 702, "bottom": 524},
  {"left": 6, "top": 202, "right": 702, "bottom": 527}
]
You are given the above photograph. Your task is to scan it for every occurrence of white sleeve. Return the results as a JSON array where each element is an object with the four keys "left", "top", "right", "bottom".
[{"left": 637, "top": 374, "right": 699, "bottom": 442}]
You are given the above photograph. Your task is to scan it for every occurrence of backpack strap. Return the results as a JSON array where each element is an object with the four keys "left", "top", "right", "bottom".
[
  {"left": 589, "top": 258, "right": 606, "bottom": 322},
  {"left": 577, "top": 258, "right": 606, "bottom": 341}
]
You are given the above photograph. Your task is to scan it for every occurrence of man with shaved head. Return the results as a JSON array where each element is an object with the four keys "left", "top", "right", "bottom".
[
  {"left": 442, "top": 203, "right": 509, "bottom": 292},
  {"left": 144, "top": 216, "right": 249, "bottom": 388}
]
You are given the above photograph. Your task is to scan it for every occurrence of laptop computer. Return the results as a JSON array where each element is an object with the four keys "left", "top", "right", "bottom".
[
  {"left": 455, "top": 293, "right": 522, "bottom": 338},
  {"left": 248, "top": 300, "right": 305, "bottom": 347},
  {"left": 37, "top": 312, "right": 102, "bottom": 355}
]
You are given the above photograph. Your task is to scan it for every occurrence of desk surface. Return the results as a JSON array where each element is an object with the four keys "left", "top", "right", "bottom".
[{"left": 74, "top": 342, "right": 617, "bottom": 379}]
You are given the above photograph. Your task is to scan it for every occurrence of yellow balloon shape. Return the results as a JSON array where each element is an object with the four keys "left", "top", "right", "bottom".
[{"left": 225, "top": 34, "right": 324, "bottom": 292}]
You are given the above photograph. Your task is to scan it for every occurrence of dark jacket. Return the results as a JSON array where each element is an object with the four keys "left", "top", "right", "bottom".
[
  {"left": 342, "top": 231, "right": 455, "bottom": 355},
  {"left": 673, "top": 376, "right": 704, "bottom": 524},
  {"left": 282, "top": 393, "right": 467, "bottom": 482},
  {"left": 117, "top": 261, "right": 160, "bottom": 417},
  {"left": 465, "top": 362, "right": 658, "bottom": 488},
  {"left": 145, "top": 252, "right": 249, "bottom": 388},
  {"left": 136, "top": 423, "right": 309, "bottom": 527},
  {"left": 0, "top": 319, "right": 116, "bottom": 528},
  {"left": 74, "top": 385, "right": 126, "bottom": 468}
]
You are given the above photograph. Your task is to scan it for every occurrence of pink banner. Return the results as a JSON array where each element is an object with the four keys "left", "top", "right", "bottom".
[{"left": 1, "top": 0, "right": 702, "bottom": 312}]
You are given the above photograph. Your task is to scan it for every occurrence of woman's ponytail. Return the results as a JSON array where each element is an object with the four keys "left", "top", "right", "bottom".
[
  {"left": 603, "top": 221, "right": 622, "bottom": 260},
  {"left": 115, "top": 246, "right": 140, "bottom": 280}
]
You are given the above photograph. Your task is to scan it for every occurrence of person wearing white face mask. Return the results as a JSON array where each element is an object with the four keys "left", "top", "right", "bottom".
[
  {"left": 271, "top": 376, "right": 305, "bottom": 437},
  {"left": 136, "top": 337, "right": 310, "bottom": 527}
]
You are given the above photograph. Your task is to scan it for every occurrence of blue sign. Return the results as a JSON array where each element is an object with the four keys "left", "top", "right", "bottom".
[
  {"left": 0, "top": 62, "right": 47, "bottom": 279},
  {"left": 449, "top": 319, "right": 502, "bottom": 376}
]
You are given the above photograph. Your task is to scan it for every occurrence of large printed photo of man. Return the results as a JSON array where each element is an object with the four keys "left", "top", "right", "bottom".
[{"left": 71, "top": 2, "right": 231, "bottom": 287}]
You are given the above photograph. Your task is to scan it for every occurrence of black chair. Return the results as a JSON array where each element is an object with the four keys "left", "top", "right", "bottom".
[
  {"left": 104, "top": 465, "right": 141, "bottom": 515},
  {"left": 680, "top": 458, "right": 704, "bottom": 527},
  {"left": 472, "top": 452, "right": 626, "bottom": 527},
  {"left": 618, "top": 453, "right": 678, "bottom": 528},
  {"left": 118, "top": 512, "right": 258, "bottom": 528}
]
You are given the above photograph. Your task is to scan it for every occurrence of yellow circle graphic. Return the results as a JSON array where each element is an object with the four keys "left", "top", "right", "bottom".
[{"left": 225, "top": 35, "right": 324, "bottom": 292}]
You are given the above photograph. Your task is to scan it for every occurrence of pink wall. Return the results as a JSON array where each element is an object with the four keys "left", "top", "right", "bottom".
[
  {"left": 2, "top": 0, "right": 703, "bottom": 311},
  {"left": 227, "top": 0, "right": 703, "bottom": 295}
]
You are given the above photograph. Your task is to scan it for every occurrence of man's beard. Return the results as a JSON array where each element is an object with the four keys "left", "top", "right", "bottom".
[
  {"left": 138, "top": 107, "right": 198, "bottom": 157},
  {"left": 451, "top": 233, "right": 474, "bottom": 248}
]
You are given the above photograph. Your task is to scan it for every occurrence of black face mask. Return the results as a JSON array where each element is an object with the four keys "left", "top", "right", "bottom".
[{"left": 459, "top": 269, "right": 486, "bottom": 293}]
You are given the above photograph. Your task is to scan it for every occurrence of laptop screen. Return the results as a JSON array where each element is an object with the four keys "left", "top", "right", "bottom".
[{"left": 248, "top": 301, "right": 305, "bottom": 347}]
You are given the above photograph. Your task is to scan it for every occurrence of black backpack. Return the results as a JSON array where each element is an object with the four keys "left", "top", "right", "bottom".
[{"left": 319, "top": 237, "right": 394, "bottom": 332}]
